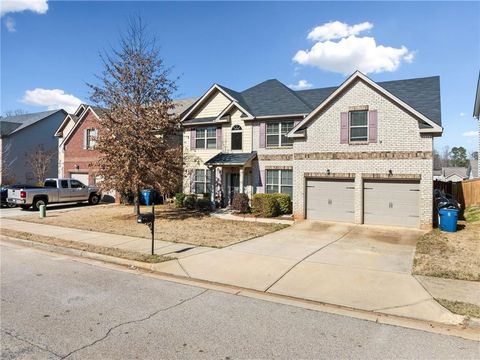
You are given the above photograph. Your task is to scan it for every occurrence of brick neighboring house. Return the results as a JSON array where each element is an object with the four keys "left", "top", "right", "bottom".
[
  {"left": 55, "top": 99, "right": 198, "bottom": 197},
  {"left": 181, "top": 71, "right": 443, "bottom": 229},
  {"left": 1, "top": 110, "right": 67, "bottom": 184}
]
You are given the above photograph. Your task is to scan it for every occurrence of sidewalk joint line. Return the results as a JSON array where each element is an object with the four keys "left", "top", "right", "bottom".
[
  {"left": 263, "top": 226, "right": 358, "bottom": 292},
  {"left": 372, "top": 298, "right": 432, "bottom": 312},
  {"left": 176, "top": 259, "right": 191, "bottom": 277}
]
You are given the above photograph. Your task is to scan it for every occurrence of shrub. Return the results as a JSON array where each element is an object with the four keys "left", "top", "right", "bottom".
[
  {"left": 232, "top": 193, "right": 250, "bottom": 213},
  {"left": 272, "top": 193, "right": 292, "bottom": 214},
  {"left": 196, "top": 198, "right": 212, "bottom": 211},
  {"left": 174, "top": 193, "right": 186, "bottom": 208},
  {"left": 252, "top": 193, "right": 280, "bottom": 217},
  {"left": 183, "top": 194, "right": 197, "bottom": 209}
]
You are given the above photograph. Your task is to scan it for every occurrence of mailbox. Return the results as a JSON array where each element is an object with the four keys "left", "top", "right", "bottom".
[{"left": 137, "top": 213, "right": 154, "bottom": 224}]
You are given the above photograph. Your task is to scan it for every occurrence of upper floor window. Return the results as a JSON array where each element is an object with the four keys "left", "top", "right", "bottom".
[
  {"left": 231, "top": 125, "right": 242, "bottom": 150},
  {"left": 86, "top": 128, "right": 98, "bottom": 149},
  {"left": 196, "top": 127, "right": 216, "bottom": 149},
  {"left": 266, "top": 121, "right": 294, "bottom": 147},
  {"left": 349, "top": 111, "right": 368, "bottom": 142}
]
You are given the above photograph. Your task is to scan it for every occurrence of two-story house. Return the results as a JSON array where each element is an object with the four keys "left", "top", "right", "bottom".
[{"left": 181, "top": 71, "right": 443, "bottom": 229}]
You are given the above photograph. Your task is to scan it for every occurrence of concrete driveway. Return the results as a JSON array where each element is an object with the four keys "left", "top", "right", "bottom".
[{"left": 154, "top": 221, "right": 463, "bottom": 324}]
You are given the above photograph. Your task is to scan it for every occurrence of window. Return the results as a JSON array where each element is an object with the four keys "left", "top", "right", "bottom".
[
  {"left": 349, "top": 111, "right": 368, "bottom": 142},
  {"left": 61, "top": 180, "right": 69, "bottom": 188},
  {"left": 231, "top": 125, "right": 242, "bottom": 150},
  {"left": 86, "top": 128, "right": 98, "bottom": 149},
  {"left": 196, "top": 127, "right": 217, "bottom": 149},
  {"left": 70, "top": 180, "right": 84, "bottom": 189},
  {"left": 194, "top": 169, "right": 212, "bottom": 195},
  {"left": 266, "top": 121, "right": 294, "bottom": 147},
  {"left": 44, "top": 180, "right": 57, "bottom": 188},
  {"left": 266, "top": 170, "right": 293, "bottom": 198}
]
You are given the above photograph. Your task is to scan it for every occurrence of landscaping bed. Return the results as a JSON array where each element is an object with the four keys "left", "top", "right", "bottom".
[
  {"left": 10, "top": 204, "right": 288, "bottom": 248},
  {"left": 413, "top": 216, "right": 480, "bottom": 281}
]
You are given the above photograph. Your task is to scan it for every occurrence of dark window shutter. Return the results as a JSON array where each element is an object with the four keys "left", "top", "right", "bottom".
[
  {"left": 216, "top": 127, "right": 222, "bottom": 149},
  {"left": 190, "top": 129, "right": 196, "bottom": 150},
  {"left": 259, "top": 122, "right": 266, "bottom": 148}
]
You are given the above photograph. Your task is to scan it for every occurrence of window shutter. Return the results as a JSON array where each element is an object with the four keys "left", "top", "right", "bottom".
[
  {"left": 368, "top": 110, "right": 378, "bottom": 143},
  {"left": 257, "top": 170, "right": 265, "bottom": 193},
  {"left": 190, "top": 129, "right": 196, "bottom": 150},
  {"left": 340, "top": 112, "right": 349, "bottom": 144},
  {"left": 216, "top": 127, "right": 222, "bottom": 149},
  {"left": 190, "top": 171, "right": 196, "bottom": 194},
  {"left": 83, "top": 129, "right": 88, "bottom": 149},
  {"left": 259, "top": 122, "right": 266, "bottom": 148}
]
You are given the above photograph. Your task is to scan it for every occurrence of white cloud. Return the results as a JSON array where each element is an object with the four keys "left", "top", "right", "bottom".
[
  {"left": 462, "top": 130, "right": 478, "bottom": 137},
  {"left": 307, "top": 21, "right": 373, "bottom": 41},
  {"left": 4, "top": 17, "right": 15, "bottom": 32},
  {"left": 293, "top": 21, "right": 414, "bottom": 75},
  {"left": 460, "top": 112, "right": 466, "bottom": 117},
  {"left": 288, "top": 79, "right": 314, "bottom": 90},
  {"left": 22, "top": 88, "right": 82, "bottom": 113},
  {"left": 0, "top": 0, "right": 48, "bottom": 16}
]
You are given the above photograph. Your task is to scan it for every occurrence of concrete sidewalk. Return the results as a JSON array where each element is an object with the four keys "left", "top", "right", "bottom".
[{"left": 1, "top": 218, "right": 475, "bottom": 327}]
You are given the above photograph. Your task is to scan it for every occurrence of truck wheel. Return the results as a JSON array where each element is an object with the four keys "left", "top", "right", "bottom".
[
  {"left": 32, "top": 197, "right": 48, "bottom": 211},
  {"left": 20, "top": 205, "right": 30, "bottom": 210},
  {"left": 89, "top": 194, "right": 100, "bottom": 205},
  {"left": 6, "top": 202, "right": 17, "bottom": 208}
]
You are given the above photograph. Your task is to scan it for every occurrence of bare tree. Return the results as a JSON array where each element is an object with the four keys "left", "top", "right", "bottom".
[
  {"left": 440, "top": 145, "right": 451, "bottom": 167},
  {"left": 88, "top": 17, "right": 182, "bottom": 214},
  {"left": 25, "top": 146, "right": 55, "bottom": 184},
  {"left": 1, "top": 142, "right": 17, "bottom": 184}
]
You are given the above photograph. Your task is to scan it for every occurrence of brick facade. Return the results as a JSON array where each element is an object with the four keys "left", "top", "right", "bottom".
[{"left": 63, "top": 109, "right": 100, "bottom": 185}]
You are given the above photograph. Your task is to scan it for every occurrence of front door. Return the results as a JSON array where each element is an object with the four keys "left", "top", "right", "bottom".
[{"left": 229, "top": 173, "right": 240, "bottom": 204}]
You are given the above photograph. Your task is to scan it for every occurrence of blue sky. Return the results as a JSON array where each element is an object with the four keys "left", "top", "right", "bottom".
[{"left": 1, "top": 1, "right": 479, "bottom": 153}]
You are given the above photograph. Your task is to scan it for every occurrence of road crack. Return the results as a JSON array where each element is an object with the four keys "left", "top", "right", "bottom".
[
  {"left": 60, "top": 289, "right": 208, "bottom": 359},
  {"left": 1, "top": 328, "right": 62, "bottom": 358}
]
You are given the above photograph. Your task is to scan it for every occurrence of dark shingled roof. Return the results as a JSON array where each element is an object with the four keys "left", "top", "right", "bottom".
[
  {"left": 0, "top": 110, "right": 66, "bottom": 136},
  {"left": 213, "top": 76, "right": 442, "bottom": 127},
  {"left": 205, "top": 152, "right": 257, "bottom": 166},
  {"left": 183, "top": 117, "right": 217, "bottom": 125}
]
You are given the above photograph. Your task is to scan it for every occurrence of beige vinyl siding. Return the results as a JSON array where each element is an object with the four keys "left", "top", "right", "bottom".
[
  {"left": 63, "top": 119, "right": 76, "bottom": 138},
  {"left": 194, "top": 92, "right": 231, "bottom": 118}
]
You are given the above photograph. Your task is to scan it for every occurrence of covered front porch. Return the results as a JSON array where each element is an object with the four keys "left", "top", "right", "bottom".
[{"left": 205, "top": 152, "right": 258, "bottom": 207}]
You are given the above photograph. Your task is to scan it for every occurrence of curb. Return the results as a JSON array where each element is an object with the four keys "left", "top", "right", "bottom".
[{"left": 1, "top": 235, "right": 479, "bottom": 342}]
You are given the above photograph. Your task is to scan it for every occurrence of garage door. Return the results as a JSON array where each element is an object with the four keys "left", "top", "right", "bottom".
[
  {"left": 306, "top": 179, "right": 355, "bottom": 222},
  {"left": 363, "top": 180, "right": 420, "bottom": 228},
  {"left": 70, "top": 173, "right": 89, "bottom": 185}
]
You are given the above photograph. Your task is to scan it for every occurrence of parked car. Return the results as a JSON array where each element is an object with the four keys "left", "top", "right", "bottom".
[
  {"left": 7, "top": 178, "right": 101, "bottom": 211},
  {"left": 1, "top": 184, "right": 42, "bottom": 208}
]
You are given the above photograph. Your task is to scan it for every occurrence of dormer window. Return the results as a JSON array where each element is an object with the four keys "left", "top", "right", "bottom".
[{"left": 231, "top": 125, "right": 242, "bottom": 150}]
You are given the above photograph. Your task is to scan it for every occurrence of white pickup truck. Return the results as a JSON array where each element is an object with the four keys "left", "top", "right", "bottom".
[{"left": 7, "top": 178, "right": 101, "bottom": 210}]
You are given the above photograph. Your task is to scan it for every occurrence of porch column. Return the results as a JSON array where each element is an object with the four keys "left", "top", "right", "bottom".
[
  {"left": 239, "top": 167, "right": 244, "bottom": 194},
  {"left": 210, "top": 167, "right": 216, "bottom": 208}
]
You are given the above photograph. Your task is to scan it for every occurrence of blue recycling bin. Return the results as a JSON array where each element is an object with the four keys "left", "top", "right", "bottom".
[
  {"left": 438, "top": 208, "right": 459, "bottom": 232},
  {"left": 141, "top": 189, "right": 154, "bottom": 206}
]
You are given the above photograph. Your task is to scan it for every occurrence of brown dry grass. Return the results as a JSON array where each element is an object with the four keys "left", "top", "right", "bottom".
[
  {"left": 413, "top": 221, "right": 480, "bottom": 281},
  {"left": 436, "top": 298, "right": 480, "bottom": 318},
  {"left": 10, "top": 204, "right": 288, "bottom": 248},
  {"left": 2, "top": 228, "right": 170, "bottom": 263}
]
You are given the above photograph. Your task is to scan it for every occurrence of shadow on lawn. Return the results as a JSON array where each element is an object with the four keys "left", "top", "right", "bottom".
[{"left": 114, "top": 207, "right": 210, "bottom": 221}]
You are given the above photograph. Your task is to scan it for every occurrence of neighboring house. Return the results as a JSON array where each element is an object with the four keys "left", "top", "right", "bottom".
[
  {"left": 433, "top": 167, "right": 469, "bottom": 182},
  {"left": 474, "top": 71, "right": 480, "bottom": 177},
  {"left": 0, "top": 110, "right": 67, "bottom": 184},
  {"left": 181, "top": 71, "right": 443, "bottom": 229},
  {"left": 467, "top": 159, "right": 478, "bottom": 179},
  {"left": 55, "top": 99, "right": 197, "bottom": 187}
]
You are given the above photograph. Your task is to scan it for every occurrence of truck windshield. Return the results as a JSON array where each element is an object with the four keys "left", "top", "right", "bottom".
[{"left": 44, "top": 180, "right": 57, "bottom": 188}]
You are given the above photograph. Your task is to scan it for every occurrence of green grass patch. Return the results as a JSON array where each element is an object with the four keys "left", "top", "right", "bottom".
[
  {"left": 464, "top": 206, "right": 480, "bottom": 223},
  {"left": 436, "top": 298, "right": 480, "bottom": 318}
]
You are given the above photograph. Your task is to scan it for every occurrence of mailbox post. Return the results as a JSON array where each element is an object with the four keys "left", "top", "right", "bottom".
[{"left": 137, "top": 202, "right": 155, "bottom": 255}]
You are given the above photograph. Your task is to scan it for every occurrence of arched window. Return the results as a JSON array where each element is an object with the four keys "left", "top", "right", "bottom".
[{"left": 231, "top": 125, "right": 243, "bottom": 150}]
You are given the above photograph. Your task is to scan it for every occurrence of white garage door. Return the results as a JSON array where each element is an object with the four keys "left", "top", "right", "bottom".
[
  {"left": 363, "top": 180, "right": 420, "bottom": 228},
  {"left": 70, "top": 173, "right": 89, "bottom": 186},
  {"left": 306, "top": 179, "right": 355, "bottom": 222}
]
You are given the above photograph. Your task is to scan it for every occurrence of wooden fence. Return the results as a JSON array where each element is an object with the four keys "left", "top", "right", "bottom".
[{"left": 434, "top": 179, "right": 480, "bottom": 208}]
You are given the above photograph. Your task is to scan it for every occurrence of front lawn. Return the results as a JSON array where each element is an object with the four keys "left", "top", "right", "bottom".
[
  {"left": 412, "top": 220, "right": 480, "bottom": 281},
  {"left": 11, "top": 204, "right": 288, "bottom": 248}
]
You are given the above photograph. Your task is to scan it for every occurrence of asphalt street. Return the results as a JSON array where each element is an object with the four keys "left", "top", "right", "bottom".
[{"left": 1, "top": 241, "right": 479, "bottom": 359}]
